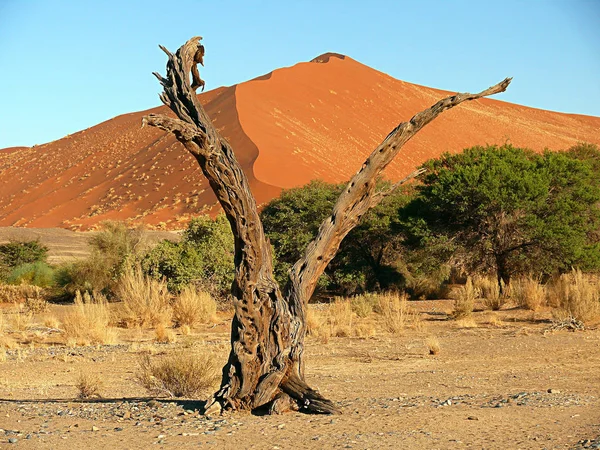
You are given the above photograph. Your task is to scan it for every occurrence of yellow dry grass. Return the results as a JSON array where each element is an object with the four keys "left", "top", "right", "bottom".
[
  {"left": 513, "top": 276, "right": 546, "bottom": 311},
  {"left": 117, "top": 267, "right": 172, "bottom": 328},
  {"left": 377, "top": 292, "right": 420, "bottom": 334},
  {"left": 76, "top": 371, "right": 103, "bottom": 399},
  {"left": 548, "top": 269, "right": 600, "bottom": 324},
  {"left": 136, "top": 350, "right": 219, "bottom": 398},
  {"left": 452, "top": 278, "right": 478, "bottom": 319},
  {"left": 172, "top": 287, "right": 217, "bottom": 328},
  {"left": 425, "top": 335, "right": 440, "bottom": 355},
  {"left": 62, "top": 291, "right": 117, "bottom": 346},
  {"left": 474, "top": 275, "right": 507, "bottom": 311}
]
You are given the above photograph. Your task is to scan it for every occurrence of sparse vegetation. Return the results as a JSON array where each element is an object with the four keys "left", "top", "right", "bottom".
[
  {"left": 475, "top": 275, "right": 506, "bottom": 310},
  {"left": 117, "top": 266, "right": 172, "bottom": 328},
  {"left": 377, "top": 292, "right": 420, "bottom": 334},
  {"left": 137, "top": 350, "right": 219, "bottom": 398},
  {"left": 76, "top": 371, "right": 103, "bottom": 399},
  {"left": 172, "top": 287, "right": 217, "bottom": 328},
  {"left": 513, "top": 276, "right": 546, "bottom": 311},
  {"left": 548, "top": 269, "right": 600, "bottom": 324},
  {"left": 0, "top": 284, "right": 46, "bottom": 304},
  {"left": 452, "top": 277, "right": 478, "bottom": 318},
  {"left": 62, "top": 291, "right": 116, "bottom": 346},
  {"left": 425, "top": 335, "right": 440, "bottom": 355}
]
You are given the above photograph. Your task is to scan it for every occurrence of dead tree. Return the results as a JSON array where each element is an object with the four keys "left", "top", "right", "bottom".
[{"left": 143, "top": 36, "right": 511, "bottom": 415}]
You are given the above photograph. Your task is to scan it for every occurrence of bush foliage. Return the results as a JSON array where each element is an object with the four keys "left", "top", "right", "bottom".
[{"left": 142, "top": 214, "right": 234, "bottom": 297}]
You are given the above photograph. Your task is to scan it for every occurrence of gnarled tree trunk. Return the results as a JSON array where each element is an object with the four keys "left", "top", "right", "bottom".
[{"left": 143, "top": 36, "right": 511, "bottom": 415}]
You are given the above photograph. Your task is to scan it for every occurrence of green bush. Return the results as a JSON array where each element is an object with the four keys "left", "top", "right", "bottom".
[
  {"left": 407, "top": 144, "right": 600, "bottom": 286},
  {"left": 0, "top": 240, "right": 48, "bottom": 277},
  {"left": 142, "top": 214, "right": 234, "bottom": 298},
  {"left": 54, "top": 222, "right": 147, "bottom": 298},
  {"left": 6, "top": 262, "right": 55, "bottom": 287}
]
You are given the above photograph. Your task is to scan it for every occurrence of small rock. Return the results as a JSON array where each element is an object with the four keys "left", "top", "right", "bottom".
[
  {"left": 8, "top": 438, "right": 18, "bottom": 444},
  {"left": 467, "top": 416, "right": 479, "bottom": 421},
  {"left": 92, "top": 426, "right": 99, "bottom": 432},
  {"left": 548, "top": 389, "right": 560, "bottom": 394},
  {"left": 122, "top": 411, "right": 131, "bottom": 419},
  {"left": 114, "top": 427, "right": 123, "bottom": 432},
  {"left": 277, "top": 424, "right": 285, "bottom": 429}
]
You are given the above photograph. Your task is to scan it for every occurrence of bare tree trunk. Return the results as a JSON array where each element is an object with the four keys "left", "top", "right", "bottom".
[{"left": 143, "top": 36, "right": 511, "bottom": 415}]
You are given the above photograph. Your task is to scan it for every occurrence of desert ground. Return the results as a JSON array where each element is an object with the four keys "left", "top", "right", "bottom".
[{"left": 1, "top": 299, "right": 599, "bottom": 450}]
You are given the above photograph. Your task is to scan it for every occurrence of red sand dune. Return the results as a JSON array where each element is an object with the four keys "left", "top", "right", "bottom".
[{"left": 1, "top": 55, "right": 599, "bottom": 230}]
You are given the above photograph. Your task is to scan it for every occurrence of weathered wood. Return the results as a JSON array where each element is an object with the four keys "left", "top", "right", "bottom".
[{"left": 144, "top": 36, "right": 511, "bottom": 415}]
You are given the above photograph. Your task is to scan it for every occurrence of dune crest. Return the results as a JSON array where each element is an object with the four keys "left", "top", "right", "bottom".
[{"left": 1, "top": 55, "right": 598, "bottom": 229}]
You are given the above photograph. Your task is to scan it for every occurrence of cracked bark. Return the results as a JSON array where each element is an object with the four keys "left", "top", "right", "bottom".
[{"left": 143, "top": 36, "right": 511, "bottom": 415}]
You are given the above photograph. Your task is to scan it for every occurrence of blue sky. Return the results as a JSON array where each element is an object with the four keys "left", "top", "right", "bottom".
[{"left": 0, "top": 0, "right": 598, "bottom": 148}]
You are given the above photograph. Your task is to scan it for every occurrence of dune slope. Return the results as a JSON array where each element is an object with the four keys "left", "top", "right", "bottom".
[{"left": 0, "top": 55, "right": 598, "bottom": 229}]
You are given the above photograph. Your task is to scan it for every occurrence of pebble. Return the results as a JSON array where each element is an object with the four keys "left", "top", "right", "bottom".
[
  {"left": 467, "top": 416, "right": 479, "bottom": 421},
  {"left": 8, "top": 438, "right": 18, "bottom": 444}
]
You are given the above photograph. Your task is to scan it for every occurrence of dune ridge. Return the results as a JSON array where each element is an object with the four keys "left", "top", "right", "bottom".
[{"left": 1, "top": 54, "right": 598, "bottom": 230}]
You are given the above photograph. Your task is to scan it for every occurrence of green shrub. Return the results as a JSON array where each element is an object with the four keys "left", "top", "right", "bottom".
[
  {"left": 54, "top": 222, "right": 147, "bottom": 298},
  {"left": 6, "top": 262, "right": 55, "bottom": 287},
  {"left": 0, "top": 240, "right": 48, "bottom": 277},
  {"left": 142, "top": 214, "right": 234, "bottom": 298}
]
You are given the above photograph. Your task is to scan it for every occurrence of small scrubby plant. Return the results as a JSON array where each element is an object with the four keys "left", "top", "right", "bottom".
[
  {"left": 548, "top": 269, "right": 600, "bottom": 324},
  {"left": 513, "top": 275, "right": 546, "bottom": 311},
  {"left": 452, "top": 278, "right": 478, "bottom": 318},
  {"left": 377, "top": 292, "right": 419, "bottom": 334},
  {"left": 137, "top": 350, "right": 219, "bottom": 398},
  {"left": 117, "top": 266, "right": 172, "bottom": 328},
  {"left": 172, "top": 287, "right": 216, "bottom": 328},
  {"left": 76, "top": 372, "right": 103, "bottom": 399},
  {"left": 475, "top": 275, "right": 506, "bottom": 311},
  {"left": 62, "top": 291, "right": 116, "bottom": 346}
]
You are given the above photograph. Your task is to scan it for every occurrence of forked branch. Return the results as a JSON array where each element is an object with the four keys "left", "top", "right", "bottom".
[{"left": 288, "top": 78, "right": 512, "bottom": 305}]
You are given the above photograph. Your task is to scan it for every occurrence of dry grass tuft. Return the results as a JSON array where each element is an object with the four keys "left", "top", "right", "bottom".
[
  {"left": 455, "top": 317, "right": 478, "bottom": 328},
  {"left": 0, "top": 313, "right": 18, "bottom": 349},
  {"left": 76, "top": 372, "right": 103, "bottom": 399},
  {"left": 0, "top": 284, "right": 45, "bottom": 304},
  {"left": 548, "top": 269, "right": 600, "bottom": 324},
  {"left": 513, "top": 276, "right": 546, "bottom": 311},
  {"left": 485, "top": 312, "right": 504, "bottom": 327},
  {"left": 137, "top": 350, "right": 219, "bottom": 398},
  {"left": 62, "top": 291, "right": 117, "bottom": 346},
  {"left": 305, "top": 308, "right": 331, "bottom": 343},
  {"left": 172, "top": 287, "right": 216, "bottom": 328},
  {"left": 452, "top": 278, "right": 479, "bottom": 319},
  {"left": 43, "top": 315, "right": 61, "bottom": 329},
  {"left": 377, "top": 292, "right": 419, "bottom": 334},
  {"left": 329, "top": 299, "right": 355, "bottom": 337},
  {"left": 474, "top": 275, "right": 507, "bottom": 311},
  {"left": 350, "top": 294, "right": 377, "bottom": 318},
  {"left": 117, "top": 267, "right": 172, "bottom": 328},
  {"left": 154, "top": 324, "right": 177, "bottom": 343},
  {"left": 9, "top": 304, "right": 33, "bottom": 332},
  {"left": 425, "top": 335, "right": 441, "bottom": 355}
]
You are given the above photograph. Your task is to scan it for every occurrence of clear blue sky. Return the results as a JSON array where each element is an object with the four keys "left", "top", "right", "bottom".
[{"left": 0, "top": 0, "right": 598, "bottom": 148}]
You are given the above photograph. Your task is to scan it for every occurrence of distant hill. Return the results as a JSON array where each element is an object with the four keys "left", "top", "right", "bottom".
[{"left": 1, "top": 54, "right": 598, "bottom": 230}]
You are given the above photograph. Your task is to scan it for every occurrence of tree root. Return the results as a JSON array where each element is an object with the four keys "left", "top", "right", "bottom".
[{"left": 282, "top": 373, "right": 341, "bottom": 415}]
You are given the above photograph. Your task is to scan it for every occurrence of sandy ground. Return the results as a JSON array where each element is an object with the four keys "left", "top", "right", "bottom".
[{"left": 0, "top": 302, "right": 599, "bottom": 450}]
